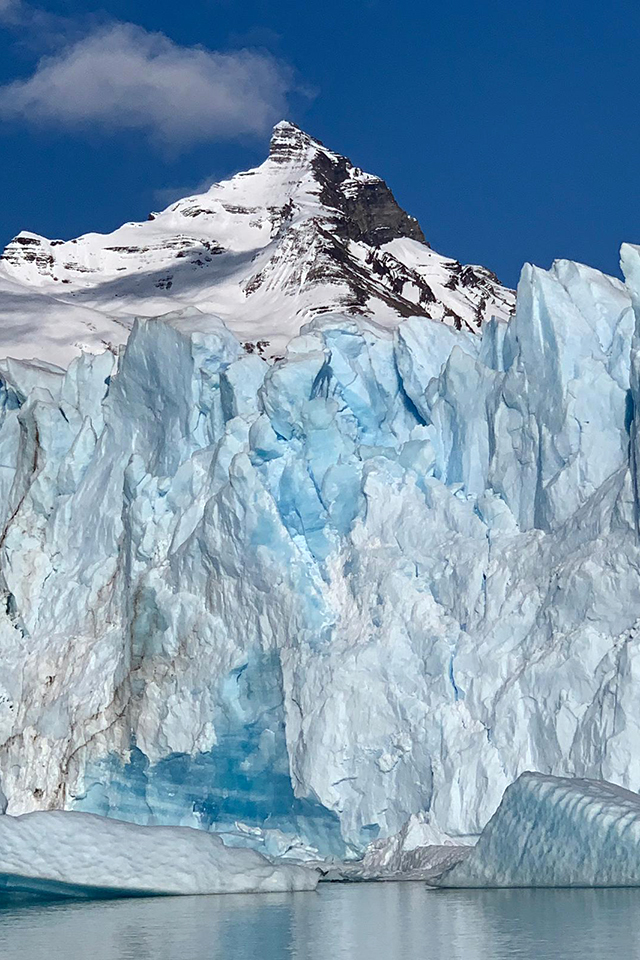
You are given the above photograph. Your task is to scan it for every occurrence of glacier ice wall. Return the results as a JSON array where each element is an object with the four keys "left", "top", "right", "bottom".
[{"left": 1, "top": 250, "right": 640, "bottom": 856}]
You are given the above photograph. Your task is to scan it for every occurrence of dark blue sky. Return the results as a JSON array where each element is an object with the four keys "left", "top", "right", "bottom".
[{"left": 0, "top": 0, "right": 639, "bottom": 288}]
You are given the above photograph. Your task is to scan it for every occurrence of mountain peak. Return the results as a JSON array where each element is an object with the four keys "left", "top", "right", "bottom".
[
  {"left": 272, "top": 119, "right": 307, "bottom": 136},
  {"left": 269, "top": 120, "right": 323, "bottom": 164},
  {"left": 0, "top": 123, "right": 515, "bottom": 366},
  {"left": 268, "top": 120, "right": 426, "bottom": 247}
]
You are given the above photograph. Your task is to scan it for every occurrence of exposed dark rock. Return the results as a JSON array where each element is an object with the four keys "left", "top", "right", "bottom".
[{"left": 270, "top": 121, "right": 426, "bottom": 247}]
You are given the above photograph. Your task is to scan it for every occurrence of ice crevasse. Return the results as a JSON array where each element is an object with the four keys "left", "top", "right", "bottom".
[{"left": 1, "top": 245, "right": 640, "bottom": 858}]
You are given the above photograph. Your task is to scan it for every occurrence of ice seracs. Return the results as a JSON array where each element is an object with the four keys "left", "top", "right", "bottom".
[
  {"left": 0, "top": 810, "right": 318, "bottom": 897},
  {"left": 0, "top": 122, "right": 514, "bottom": 366},
  {"left": 0, "top": 243, "right": 636, "bottom": 859},
  {"left": 435, "top": 773, "right": 640, "bottom": 888}
]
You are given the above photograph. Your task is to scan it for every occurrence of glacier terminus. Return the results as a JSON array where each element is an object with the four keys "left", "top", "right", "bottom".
[{"left": 0, "top": 122, "right": 639, "bottom": 868}]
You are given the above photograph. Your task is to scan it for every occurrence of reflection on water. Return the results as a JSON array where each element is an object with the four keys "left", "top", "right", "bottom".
[{"left": 1, "top": 882, "right": 640, "bottom": 960}]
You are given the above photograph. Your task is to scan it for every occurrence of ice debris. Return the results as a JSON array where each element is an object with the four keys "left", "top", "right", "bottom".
[{"left": 339, "top": 811, "right": 470, "bottom": 881}]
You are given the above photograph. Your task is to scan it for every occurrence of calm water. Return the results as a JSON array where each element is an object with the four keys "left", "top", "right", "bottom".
[{"left": 0, "top": 883, "right": 639, "bottom": 960}]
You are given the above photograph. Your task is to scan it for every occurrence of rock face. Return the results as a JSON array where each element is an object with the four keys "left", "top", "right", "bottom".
[
  {"left": 270, "top": 120, "right": 427, "bottom": 246},
  {"left": 436, "top": 773, "right": 640, "bottom": 888},
  {"left": 0, "top": 121, "right": 514, "bottom": 366}
]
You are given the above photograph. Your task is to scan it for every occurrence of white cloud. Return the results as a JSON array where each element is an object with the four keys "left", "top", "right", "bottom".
[
  {"left": 0, "top": 2, "right": 75, "bottom": 47},
  {"left": 0, "top": 0, "right": 20, "bottom": 18},
  {"left": 0, "top": 22, "right": 295, "bottom": 146},
  {"left": 0, "top": 0, "right": 47, "bottom": 26}
]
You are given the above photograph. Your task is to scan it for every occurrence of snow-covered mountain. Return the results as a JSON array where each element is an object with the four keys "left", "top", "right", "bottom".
[{"left": 0, "top": 121, "right": 514, "bottom": 366}]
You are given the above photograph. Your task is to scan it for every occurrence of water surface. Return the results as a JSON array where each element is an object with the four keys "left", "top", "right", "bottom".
[{"left": 1, "top": 882, "right": 640, "bottom": 959}]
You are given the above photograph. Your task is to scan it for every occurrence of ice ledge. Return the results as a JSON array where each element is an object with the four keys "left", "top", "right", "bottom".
[
  {"left": 0, "top": 810, "right": 319, "bottom": 899},
  {"left": 436, "top": 773, "right": 640, "bottom": 888}
]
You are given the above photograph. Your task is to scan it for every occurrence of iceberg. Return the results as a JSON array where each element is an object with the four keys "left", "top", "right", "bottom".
[
  {"left": 435, "top": 773, "right": 640, "bottom": 888},
  {"left": 0, "top": 810, "right": 318, "bottom": 898}
]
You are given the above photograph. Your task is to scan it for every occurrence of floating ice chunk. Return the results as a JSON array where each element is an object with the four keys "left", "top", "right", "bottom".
[
  {"left": 0, "top": 810, "right": 318, "bottom": 898},
  {"left": 436, "top": 773, "right": 640, "bottom": 888}
]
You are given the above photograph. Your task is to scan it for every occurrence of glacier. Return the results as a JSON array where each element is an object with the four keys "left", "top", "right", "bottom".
[
  {"left": 0, "top": 809, "right": 317, "bottom": 897},
  {"left": 0, "top": 122, "right": 640, "bottom": 864},
  {"left": 435, "top": 772, "right": 640, "bottom": 887},
  {"left": 0, "top": 242, "right": 639, "bottom": 860}
]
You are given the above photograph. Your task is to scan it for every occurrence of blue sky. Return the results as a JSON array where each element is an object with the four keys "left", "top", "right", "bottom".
[{"left": 0, "top": 0, "right": 639, "bottom": 288}]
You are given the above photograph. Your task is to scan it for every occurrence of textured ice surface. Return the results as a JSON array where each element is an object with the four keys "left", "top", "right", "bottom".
[
  {"left": 0, "top": 810, "right": 317, "bottom": 897},
  {"left": 0, "top": 240, "right": 639, "bottom": 859},
  {"left": 436, "top": 773, "right": 640, "bottom": 888}
]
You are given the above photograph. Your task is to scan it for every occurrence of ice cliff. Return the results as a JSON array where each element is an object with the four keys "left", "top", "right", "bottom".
[
  {"left": 436, "top": 772, "right": 640, "bottom": 887},
  {"left": 0, "top": 243, "right": 638, "bottom": 859},
  {"left": 0, "top": 124, "right": 639, "bottom": 862}
]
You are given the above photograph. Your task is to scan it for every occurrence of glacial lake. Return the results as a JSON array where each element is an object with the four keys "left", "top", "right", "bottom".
[{"left": 2, "top": 882, "right": 640, "bottom": 960}]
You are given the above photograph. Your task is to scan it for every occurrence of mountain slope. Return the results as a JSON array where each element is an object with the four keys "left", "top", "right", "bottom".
[{"left": 0, "top": 122, "right": 514, "bottom": 366}]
